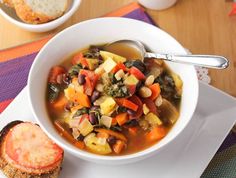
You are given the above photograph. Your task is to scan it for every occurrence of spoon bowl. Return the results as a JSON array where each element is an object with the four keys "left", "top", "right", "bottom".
[{"left": 106, "top": 40, "right": 229, "bottom": 69}]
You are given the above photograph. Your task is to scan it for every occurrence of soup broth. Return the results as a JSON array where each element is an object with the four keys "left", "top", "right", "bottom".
[{"left": 46, "top": 43, "right": 182, "bottom": 156}]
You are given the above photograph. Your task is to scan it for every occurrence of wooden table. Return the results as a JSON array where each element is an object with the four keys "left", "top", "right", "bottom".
[{"left": 0, "top": 0, "right": 235, "bottom": 96}]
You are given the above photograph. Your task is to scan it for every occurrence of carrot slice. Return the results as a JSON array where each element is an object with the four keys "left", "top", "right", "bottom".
[
  {"left": 146, "top": 126, "right": 167, "bottom": 142},
  {"left": 54, "top": 121, "right": 85, "bottom": 150},
  {"left": 74, "top": 141, "right": 85, "bottom": 149},
  {"left": 73, "top": 92, "right": 91, "bottom": 107},
  {"left": 94, "top": 128, "right": 127, "bottom": 142},
  {"left": 113, "top": 140, "right": 125, "bottom": 154},
  {"left": 149, "top": 83, "right": 161, "bottom": 100},
  {"left": 54, "top": 121, "right": 75, "bottom": 143},
  {"left": 51, "top": 95, "right": 67, "bottom": 110},
  {"left": 115, "top": 98, "right": 138, "bottom": 111},
  {"left": 97, "top": 132, "right": 109, "bottom": 139},
  {"left": 70, "top": 105, "right": 83, "bottom": 113},
  {"left": 115, "top": 113, "right": 128, "bottom": 126}
]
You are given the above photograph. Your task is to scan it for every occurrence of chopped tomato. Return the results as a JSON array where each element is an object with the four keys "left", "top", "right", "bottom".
[
  {"left": 127, "top": 85, "right": 136, "bottom": 95},
  {"left": 129, "top": 67, "right": 146, "bottom": 80},
  {"left": 79, "top": 114, "right": 89, "bottom": 124},
  {"left": 80, "top": 70, "right": 99, "bottom": 96},
  {"left": 128, "top": 95, "right": 143, "bottom": 119},
  {"left": 48, "top": 66, "right": 66, "bottom": 83},
  {"left": 142, "top": 98, "right": 157, "bottom": 115},
  {"left": 72, "top": 53, "right": 88, "bottom": 68},
  {"left": 111, "top": 63, "right": 127, "bottom": 73}
]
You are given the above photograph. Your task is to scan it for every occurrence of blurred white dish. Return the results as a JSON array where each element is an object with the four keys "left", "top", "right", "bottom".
[
  {"left": 138, "top": 0, "right": 177, "bottom": 10},
  {"left": 0, "top": 0, "right": 81, "bottom": 32}
]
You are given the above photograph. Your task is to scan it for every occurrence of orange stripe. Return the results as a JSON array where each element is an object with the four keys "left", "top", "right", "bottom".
[
  {"left": 0, "top": 99, "right": 13, "bottom": 113},
  {"left": 0, "top": 35, "right": 53, "bottom": 62},
  {"left": 105, "top": 2, "right": 141, "bottom": 17}
]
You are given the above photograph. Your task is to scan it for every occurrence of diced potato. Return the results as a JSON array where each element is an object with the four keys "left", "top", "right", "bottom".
[
  {"left": 124, "top": 74, "right": 139, "bottom": 85},
  {"left": 93, "top": 96, "right": 108, "bottom": 106},
  {"left": 84, "top": 133, "right": 112, "bottom": 155},
  {"left": 100, "top": 97, "right": 117, "bottom": 115},
  {"left": 78, "top": 119, "right": 93, "bottom": 136},
  {"left": 64, "top": 87, "right": 76, "bottom": 100},
  {"left": 103, "top": 57, "right": 117, "bottom": 73},
  {"left": 171, "top": 73, "right": 183, "bottom": 95},
  {"left": 86, "top": 58, "right": 99, "bottom": 70},
  {"left": 100, "top": 51, "right": 126, "bottom": 63},
  {"left": 145, "top": 113, "right": 162, "bottom": 126},
  {"left": 100, "top": 116, "right": 112, "bottom": 128},
  {"left": 143, "top": 104, "right": 150, "bottom": 115}
]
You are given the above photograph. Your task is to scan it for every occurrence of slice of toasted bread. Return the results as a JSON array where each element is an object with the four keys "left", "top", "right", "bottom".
[
  {"left": 13, "top": 0, "right": 68, "bottom": 24},
  {"left": 2, "top": 0, "right": 14, "bottom": 8},
  {"left": 0, "top": 121, "right": 64, "bottom": 178}
]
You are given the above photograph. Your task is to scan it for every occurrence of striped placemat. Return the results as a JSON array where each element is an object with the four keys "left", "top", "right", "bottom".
[{"left": 0, "top": 2, "right": 235, "bottom": 177}]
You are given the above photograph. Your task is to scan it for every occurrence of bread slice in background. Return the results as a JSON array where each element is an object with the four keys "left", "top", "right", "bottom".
[{"left": 13, "top": 0, "right": 69, "bottom": 24}]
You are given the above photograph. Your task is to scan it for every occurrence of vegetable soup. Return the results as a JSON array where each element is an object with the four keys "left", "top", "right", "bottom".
[{"left": 46, "top": 44, "right": 183, "bottom": 155}]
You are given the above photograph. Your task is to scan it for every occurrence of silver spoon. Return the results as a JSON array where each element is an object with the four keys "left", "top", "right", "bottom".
[{"left": 105, "top": 40, "right": 229, "bottom": 69}]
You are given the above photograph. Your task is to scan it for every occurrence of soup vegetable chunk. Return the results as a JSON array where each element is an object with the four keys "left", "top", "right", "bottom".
[{"left": 46, "top": 45, "right": 183, "bottom": 155}]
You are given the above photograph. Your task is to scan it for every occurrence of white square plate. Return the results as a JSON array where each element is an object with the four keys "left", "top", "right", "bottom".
[{"left": 0, "top": 82, "right": 236, "bottom": 178}]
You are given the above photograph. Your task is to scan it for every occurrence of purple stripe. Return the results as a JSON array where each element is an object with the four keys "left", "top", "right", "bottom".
[
  {"left": 0, "top": 53, "right": 37, "bottom": 102},
  {"left": 217, "top": 131, "right": 236, "bottom": 153},
  {"left": 124, "top": 8, "right": 155, "bottom": 25}
]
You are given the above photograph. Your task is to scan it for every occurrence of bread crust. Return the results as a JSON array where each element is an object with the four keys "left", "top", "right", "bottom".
[
  {"left": 13, "top": 0, "right": 68, "bottom": 24},
  {"left": 0, "top": 121, "right": 63, "bottom": 178},
  {"left": 2, "top": 0, "right": 14, "bottom": 8}
]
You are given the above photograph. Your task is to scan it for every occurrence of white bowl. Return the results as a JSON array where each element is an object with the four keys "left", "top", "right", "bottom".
[
  {"left": 28, "top": 17, "right": 199, "bottom": 164},
  {"left": 0, "top": 0, "right": 81, "bottom": 32}
]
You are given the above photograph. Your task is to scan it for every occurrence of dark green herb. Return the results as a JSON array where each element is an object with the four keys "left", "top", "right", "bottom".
[
  {"left": 155, "top": 72, "right": 181, "bottom": 105},
  {"left": 68, "top": 64, "right": 82, "bottom": 77},
  {"left": 110, "top": 126, "right": 122, "bottom": 132},
  {"left": 48, "top": 83, "right": 61, "bottom": 102},
  {"left": 124, "top": 60, "right": 146, "bottom": 73},
  {"left": 108, "top": 73, "right": 118, "bottom": 84},
  {"left": 117, "top": 106, "right": 127, "bottom": 113},
  {"left": 104, "top": 83, "right": 129, "bottom": 98},
  {"left": 83, "top": 45, "right": 103, "bottom": 59},
  {"left": 73, "top": 108, "right": 89, "bottom": 118}
]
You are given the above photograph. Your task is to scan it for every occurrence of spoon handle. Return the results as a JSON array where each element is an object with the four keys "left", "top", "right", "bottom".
[{"left": 145, "top": 53, "right": 229, "bottom": 69}]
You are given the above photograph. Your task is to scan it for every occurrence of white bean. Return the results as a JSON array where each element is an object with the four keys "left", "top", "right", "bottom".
[
  {"left": 95, "top": 83, "right": 104, "bottom": 92},
  {"left": 145, "top": 75, "right": 155, "bottom": 86},
  {"left": 139, "top": 86, "right": 152, "bottom": 98},
  {"left": 155, "top": 95, "right": 163, "bottom": 107}
]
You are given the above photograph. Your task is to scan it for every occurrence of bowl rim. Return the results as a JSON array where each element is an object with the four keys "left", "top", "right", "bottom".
[
  {"left": 28, "top": 17, "right": 199, "bottom": 161},
  {"left": 0, "top": 0, "right": 81, "bottom": 30}
]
